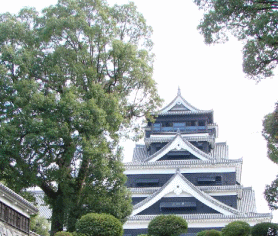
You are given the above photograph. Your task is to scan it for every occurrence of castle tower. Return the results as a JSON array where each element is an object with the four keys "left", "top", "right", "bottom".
[{"left": 123, "top": 89, "right": 271, "bottom": 236}]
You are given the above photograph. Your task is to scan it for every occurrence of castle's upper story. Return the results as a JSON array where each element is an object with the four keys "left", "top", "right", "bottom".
[
  {"left": 130, "top": 88, "right": 227, "bottom": 162},
  {"left": 145, "top": 88, "right": 217, "bottom": 140},
  {"left": 125, "top": 88, "right": 243, "bottom": 187}
]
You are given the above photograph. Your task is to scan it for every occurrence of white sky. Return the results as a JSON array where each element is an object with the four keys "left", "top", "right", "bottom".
[{"left": 2, "top": 0, "right": 278, "bottom": 223}]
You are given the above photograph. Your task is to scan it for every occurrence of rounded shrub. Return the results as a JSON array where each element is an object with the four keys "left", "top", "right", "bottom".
[
  {"left": 205, "top": 229, "right": 222, "bottom": 236},
  {"left": 54, "top": 232, "right": 73, "bottom": 236},
  {"left": 252, "top": 222, "right": 278, "bottom": 236},
  {"left": 222, "top": 221, "right": 250, "bottom": 236},
  {"left": 197, "top": 230, "right": 208, "bottom": 236},
  {"left": 148, "top": 215, "right": 188, "bottom": 236},
  {"left": 75, "top": 213, "right": 123, "bottom": 236}
]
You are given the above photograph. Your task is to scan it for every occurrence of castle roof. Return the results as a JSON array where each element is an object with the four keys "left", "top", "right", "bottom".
[
  {"left": 156, "top": 88, "right": 213, "bottom": 117},
  {"left": 124, "top": 158, "right": 243, "bottom": 183},
  {"left": 0, "top": 183, "right": 38, "bottom": 215},
  {"left": 131, "top": 170, "right": 240, "bottom": 216},
  {"left": 127, "top": 212, "right": 272, "bottom": 223},
  {"left": 132, "top": 141, "right": 229, "bottom": 162},
  {"left": 145, "top": 133, "right": 213, "bottom": 162}
]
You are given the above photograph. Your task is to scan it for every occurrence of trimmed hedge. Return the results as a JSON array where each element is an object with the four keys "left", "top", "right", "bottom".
[
  {"left": 222, "top": 221, "right": 250, "bottom": 236},
  {"left": 54, "top": 232, "right": 73, "bottom": 236},
  {"left": 252, "top": 222, "right": 278, "bottom": 236},
  {"left": 197, "top": 230, "right": 208, "bottom": 236},
  {"left": 75, "top": 213, "right": 123, "bottom": 236},
  {"left": 205, "top": 229, "right": 222, "bottom": 236},
  {"left": 197, "top": 230, "right": 221, "bottom": 236},
  {"left": 148, "top": 215, "right": 188, "bottom": 236}
]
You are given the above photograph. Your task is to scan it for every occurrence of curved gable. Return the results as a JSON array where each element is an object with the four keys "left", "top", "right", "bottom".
[
  {"left": 146, "top": 134, "right": 213, "bottom": 162},
  {"left": 131, "top": 171, "right": 240, "bottom": 216}
]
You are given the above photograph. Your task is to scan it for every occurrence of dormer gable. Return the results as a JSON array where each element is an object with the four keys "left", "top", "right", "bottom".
[
  {"left": 146, "top": 133, "right": 213, "bottom": 162},
  {"left": 131, "top": 170, "right": 240, "bottom": 216}
]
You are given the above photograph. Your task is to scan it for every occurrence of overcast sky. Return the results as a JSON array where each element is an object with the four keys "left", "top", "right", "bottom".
[{"left": 2, "top": 0, "right": 278, "bottom": 222}]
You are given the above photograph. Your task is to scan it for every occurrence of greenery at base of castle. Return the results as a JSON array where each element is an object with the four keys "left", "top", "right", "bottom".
[
  {"left": 251, "top": 222, "right": 278, "bottom": 236},
  {"left": 194, "top": 0, "right": 278, "bottom": 81},
  {"left": 197, "top": 230, "right": 209, "bottom": 236},
  {"left": 221, "top": 221, "right": 251, "bottom": 236},
  {"left": 75, "top": 213, "right": 123, "bottom": 236},
  {"left": 54, "top": 232, "right": 73, "bottom": 236},
  {"left": 0, "top": 0, "right": 162, "bottom": 234},
  {"left": 202, "top": 229, "right": 222, "bottom": 236},
  {"left": 147, "top": 215, "right": 188, "bottom": 236}
]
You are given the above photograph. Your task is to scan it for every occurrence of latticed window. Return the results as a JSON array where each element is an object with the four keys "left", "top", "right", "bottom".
[{"left": 0, "top": 201, "right": 29, "bottom": 234}]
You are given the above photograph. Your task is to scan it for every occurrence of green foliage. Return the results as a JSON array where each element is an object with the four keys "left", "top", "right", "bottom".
[
  {"left": 194, "top": 0, "right": 278, "bottom": 81},
  {"left": 263, "top": 105, "right": 278, "bottom": 209},
  {"left": 147, "top": 215, "right": 188, "bottom": 236},
  {"left": 205, "top": 229, "right": 222, "bottom": 236},
  {"left": 197, "top": 230, "right": 208, "bottom": 236},
  {"left": 221, "top": 221, "right": 250, "bottom": 236},
  {"left": 0, "top": 0, "right": 161, "bottom": 234},
  {"left": 197, "top": 230, "right": 222, "bottom": 236},
  {"left": 252, "top": 222, "right": 278, "bottom": 236},
  {"left": 54, "top": 232, "right": 73, "bottom": 236},
  {"left": 75, "top": 213, "right": 123, "bottom": 236},
  {"left": 30, "top": 215, "right": 50, "bottom": 236},
  {"left": 263, "top": 105, "right": 278, "bottom": 164},
  {"left": 137, "top": 235, "right": 148, "bottom": 236}
]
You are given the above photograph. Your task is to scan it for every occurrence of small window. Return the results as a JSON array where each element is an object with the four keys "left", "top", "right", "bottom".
[
  {"left": 199, "top": 120, "right": 205, "bottom": 126},
  {"left": 160, "top": 201, "right": 196, "bottom": 210},
  {"left": 215, "top": 176, "right": 222, "bottom": 182},
  {"left": 136, "top": 179, "right": 159, "bottom": 187},
  {"left": 173, "top": 123, "right": 185, "bottom": 128},
  {"left": 164, "top": 122, "right": 173, "bottom": 127},
  {"left": 198, "top": 177, "right": 215, "bottom": 184},
  {"left": 187, "top": 121, "right": 196, "bottom": 126},
  {"left": 153, "top": 123, "right": 161, "bottom": 131}
]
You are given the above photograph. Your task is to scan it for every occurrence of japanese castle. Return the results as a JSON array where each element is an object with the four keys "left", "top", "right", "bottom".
[{"left": 123, "top": 88, "right": 271, "bottom": 236}]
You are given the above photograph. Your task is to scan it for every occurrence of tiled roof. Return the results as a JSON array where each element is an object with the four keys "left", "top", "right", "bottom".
[
  {"left": 238, "top": 187, "right": 257, "bottom": 213},
  {"left": 0, "top": 183, "right": 38, "bottom": 215},
  {"left": 145, "top": 134, "right": 213, "bottom": 162},
  {"left": 156, "top": 89, "right": 213, "bottom": 116},
  {"left": 158, "top": 110, "right": 214, "bottom": 116},
  {"left": 133, "top": 140, "right": 228, "bottom": 162},
  {"left": 124, "top": 159, "right": 243, "bottom": 183},
  {"left": 132, "top": 144, "right": 149, "bottom": 162},
  {"left": 210, "top": 142, "right": 229, "bottom": 159},
  {"left": 32, "top": 191, "right": 52, "bottom": 219},
  {"left": 127, "top": 213, "right": 272, "bottom": 222},
  {"left": 126, "top": 158, "right": 242, "bottom": 168},
  {"left": 130, "top": 185, "right": 242, "bottom": 194},
  {"left": 144, "top": 135, "right": 215, "bottom": 146}
]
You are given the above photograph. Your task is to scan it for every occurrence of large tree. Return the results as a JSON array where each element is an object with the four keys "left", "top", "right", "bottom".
[
  {"left": 194, "top": 0, "right": 278, "bottom": 81},
  {"left": 0, "top": 0, "right": 161, "bottom": 234},
  {"left": 263, "top": 104, "right": 278, "bottom": 210}
]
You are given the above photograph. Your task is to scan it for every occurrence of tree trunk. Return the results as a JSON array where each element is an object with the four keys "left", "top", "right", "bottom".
[
  {"left": 67, "top": 206, "right": 81, "bottom": 232},
  {"left": 50, "top": 196, "right": 65, "bottom": 236}
]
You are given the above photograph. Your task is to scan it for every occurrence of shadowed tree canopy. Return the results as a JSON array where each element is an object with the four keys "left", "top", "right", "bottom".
[
  {"left": 0, "top": 0, "right": 162, "bottom": 234},
  {"left": 263, "top": 104, "right": 278, "bottom": 209},
  {"left": 194, "top": 0, "right": 278, "bottom": 81}
]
